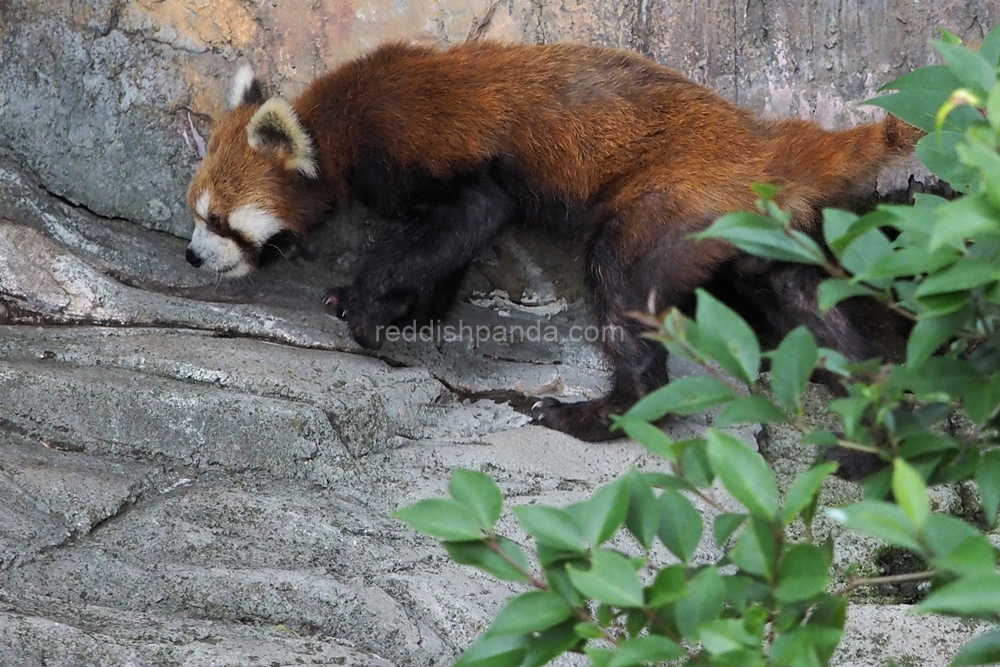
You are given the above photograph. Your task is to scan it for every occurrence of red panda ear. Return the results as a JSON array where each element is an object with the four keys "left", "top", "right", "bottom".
[
  {"left": 246, "top": 98, "right": 319, "bottom": 179},
  {"left": 229, "top": 64, "right": 266, "bottom": 109}
]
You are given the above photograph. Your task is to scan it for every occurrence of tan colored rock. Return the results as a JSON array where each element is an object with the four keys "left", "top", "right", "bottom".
[{"left": 120, "top": 0, "right": 259, "bottom": 53}]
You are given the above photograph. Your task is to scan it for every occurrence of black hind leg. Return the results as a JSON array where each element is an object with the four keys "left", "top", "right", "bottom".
[
  {"left": 327, "top": 172, "right": 515, "bottom": 349},
  {"left": 533, "top": 204, "right": 735, "bottom": 441},
  {"left": 710, "top": 260, "right": 898, "bottom": 481},
  {"left": 712, "top": 261, "right": 893, "bottom": 371}
]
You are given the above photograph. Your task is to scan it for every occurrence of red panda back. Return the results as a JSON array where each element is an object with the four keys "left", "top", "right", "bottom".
[{"left": 295, "top": 41, "right": 768, "bottom": 206}]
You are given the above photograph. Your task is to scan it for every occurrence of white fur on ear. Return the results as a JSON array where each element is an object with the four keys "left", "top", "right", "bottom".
[
  {"left": 246, "top": 98, "right": 319, "bottom": 179},
  {"left": 229, "top": 64, "right": 263, "bottom": 109}
]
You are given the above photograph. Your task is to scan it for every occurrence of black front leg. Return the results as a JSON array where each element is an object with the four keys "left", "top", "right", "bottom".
[{"left": 327, "top": 171, "right": 515, "bottom": 349}]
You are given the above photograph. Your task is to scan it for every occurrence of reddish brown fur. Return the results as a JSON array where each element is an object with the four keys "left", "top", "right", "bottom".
[
  {"left": 193, "top": 40, "right": 917, "bottom": 246},
  {"left": 188, "top": 39, "right": 920, "bottom": 441}
]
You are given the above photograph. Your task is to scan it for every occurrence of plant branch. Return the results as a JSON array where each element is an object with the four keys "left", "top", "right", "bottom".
[
  {"left": 485, "top": 536, "right": 549, "bottom": 591},
  {"left": 836, "top": 569, "right": 936, "bottom": 596}
]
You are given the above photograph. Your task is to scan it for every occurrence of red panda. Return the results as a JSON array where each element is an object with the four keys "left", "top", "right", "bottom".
[{"left": 185, "top": 40, "right": 920, "bottom": 442}]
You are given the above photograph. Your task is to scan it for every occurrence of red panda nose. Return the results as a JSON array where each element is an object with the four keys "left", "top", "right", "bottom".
[{"left": 185, "top": 248, "right": 203, "bottom": 268}]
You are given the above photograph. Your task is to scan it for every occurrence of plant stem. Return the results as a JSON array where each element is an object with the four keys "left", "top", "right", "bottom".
[
  {"left": 485, "top": 536, "right": 549, "bottom": 591},
  {"left": 836, "top": 569, "right": 936, "bottom": 596},
  {"left": 835, "top": 439, "right": 883, "bottom": 455},
  {"left": 486, "top": 536, "right": 622, "bottom": 647}
]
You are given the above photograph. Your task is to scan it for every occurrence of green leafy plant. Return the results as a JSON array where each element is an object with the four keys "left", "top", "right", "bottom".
[{"left": 396, "top": 24, "right": 1000, "bottom": 667}]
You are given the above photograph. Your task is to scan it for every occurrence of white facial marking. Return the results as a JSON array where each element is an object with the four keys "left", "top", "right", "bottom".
[
  {"left": 195, "top": 191, "right": 211, "bottom": 220},
  {"left": 229, "top": 204, "right": 283, "bottom": 245},
  {"left": 189, "top": 221, "right": 247, "bottom": 275},
  {"left": 229, "top": 64, "right": 256, "bottom": 109}
]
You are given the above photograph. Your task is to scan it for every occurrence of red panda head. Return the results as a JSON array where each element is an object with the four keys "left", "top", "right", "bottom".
[{"left": 185, "top": 66, "right": 319, "bottom": 277}]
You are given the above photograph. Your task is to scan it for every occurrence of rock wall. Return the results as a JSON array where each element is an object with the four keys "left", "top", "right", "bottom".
[{"left": 1, "top": 3, "right": 1000, "bottom": 666}]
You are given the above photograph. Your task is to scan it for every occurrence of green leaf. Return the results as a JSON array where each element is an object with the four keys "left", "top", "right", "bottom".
[
  {"left": 828, "top": 396, "right": 871, "bottom": 439},
  {"left": 898, "top": 433, "right": 961, "bottom": 459},
  {"left": 453, "top": 634, "right": 528, "bottom": 667},
  {"left": 922, "top": 514, "right": 980, "bottom": 557},
  {"left": 990, "top": 85, "right": 1000, "bottom": 134},
  {"left": 919, "top": 573, "right": 1000, "bottom": 616},
  {"left": 940, "top": 28, "right": 962, "bottom": 44},
  {"left": 513, "top": 505, "right": 586, "bottom": 553},
  {"left": 624, "top": 375, "right": 736, "bottom": 422},
  {"left": 679, "top": 438, "right": 715, "bottom": 488},
  {"left": 544, "top": 564, "right": 584, "bottom": 607},
  {"left": 449, "top": 469, "right": 503, "bottom": 530},
  {"left": 952, "top": 628, "right": 1000, "bottom": 666},
  {"left": 567, "top": 549, "right": 645, "bottom": 608},
  {"left": 821, "top": 208, "right": 863, "bottom": 257},
  {"left": 726, "top": 577, "right": 769, "bottom": 616},
  {"left": 868, "top": 66, "right": 968, "bottom": 133},
  {"left": 573, "top": 622, "right": 604, "bottom": 640},
  {"left": 715, "top": 395, "right": 788, "bottom": 427},
  {"left": 917, "top": 132, "right": 977, "bottom": 193},
  {"left": 781, "top": 462, "right": 838, "bottom": 525},
  {"left": 675, "top": 567, "right": 726, "bottom": 641},
  {"left": 443, "top": 537, "right": 532, "bottom": 583},
  {"left": 691, "top": 212, "right": 825, "bottom": 264},
  {"left": 817, "top": 280, "right": 880, "bottom": 314},
  {"left": 487, "top": 591, "right": 573, "bottom": 637},
  {"left": 774, "top": 544, "right": 831, "bottom": 603},
  {"left": 770, "top": 628, "right": 843, "bottom": 667},
  {"left": 957, "top": 139, "right": 1000, "bottom": 205},
  {"left": 706, "top": 429, "right": 779, "bottom": 520},
  {"left": 840, "top": 228, "right": 894, "bottom": 279},
  {"left": 892, "top": 459, "right": 930, "bottom": 528},
  {"left": 522, "top": 621, "right": 580, "bottom": 667},
  {"left": 961, "top": 373, "right": 1000, "bottom": 424},
  {"left": 713, "top": 513, "right": 747, "bottom": 547},
  {"left": 975, "top": 450, "right": 1000, "bottom": 527},
  {"left": 646, "top": 564, "right": 687, "bottom": 607},
  {"left": 917, "top": 291, "right": 973, "bottom": 317},
  {"left": 931, "top": 534, "right": 998, "bottom": 578},
  {"left": 608, "top": 635, "right": 686, "bottom": 667},
  {"left": 394, "top": 498, "right": 484, "bottom": 541},
  {"left": 728, "top": 516, "right": 778, "bottom": 580},
  {"left": 618, "top": 419, "right": 675, "bottom": 460},
  {"left": 856, "top": 246, "right": 962, "bottom": 283},
  {"left": 769, "top": 327, "right": 819, "bottom": 412},
  {"left": 576, "top": 480, "right": 628, "bottom": 547},
  {"left": 933, "top": 40, "right": 997, "bottom": 95},
  {"left": 929, "top": 195, "right": 1000, "bottom": 249},
  {"left": 585, "top": 648, "right": 614, "bottom": 667},
  {"left": 656, "top": 488, "right": 704, "bottom": 562},
  {"left": 916, "top": 260, "right": 1000, "bottom": 297},
  {"left": 624, "top": 471, "right": 660, "bottom": 549},
  {"left": 980, "top": 22, "right": 1000, "bottom": 66},
  {"left": 693, "top": 289, "right": 761, "bottom": 384},
  {"left": 808, "top": 595, "right": 847, "bottom": 630},
  {"left": 698, "top": 619, "right": 760, "bottom": 655},
  {"left": 906, "top": 307, "right": 971, "bottom": 368},
  {"left": 826, "top": 501, "right": 921, "bottom": 551}
]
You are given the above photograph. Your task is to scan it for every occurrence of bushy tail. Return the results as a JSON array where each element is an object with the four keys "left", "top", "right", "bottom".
[
  {"left": 764, "top": 114, "right": 922, "bottom": 226},
  {"left": 881, "top": 114, "right": 924, "bottom": 154}
]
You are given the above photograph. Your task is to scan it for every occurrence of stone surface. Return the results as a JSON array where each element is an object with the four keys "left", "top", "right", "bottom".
[{"left": 2, "top": 2, "right": 999, "bottom": 665}]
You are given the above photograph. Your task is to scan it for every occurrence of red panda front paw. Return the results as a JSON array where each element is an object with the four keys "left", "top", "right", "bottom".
[
  {"left": 323, "top": 287, "right": 349, "bottom": 319},
  {"left": 347, "top": 317, "right": 386, "bottom": 351},
  {"left": 324, "top": 287, "right": 383, "bottom": 349},
  {"left": 530, "top": 397, "right": 621, "bottom": 442}
]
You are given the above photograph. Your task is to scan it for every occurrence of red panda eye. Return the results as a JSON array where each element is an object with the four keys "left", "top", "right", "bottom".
[{"left": 206, "top": 214, "right": 224, "bottom": 231}]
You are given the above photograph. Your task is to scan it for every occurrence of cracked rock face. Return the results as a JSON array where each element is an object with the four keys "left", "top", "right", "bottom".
[{"left": 1, "top": 1, "right": 999, "bottom": 665}]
